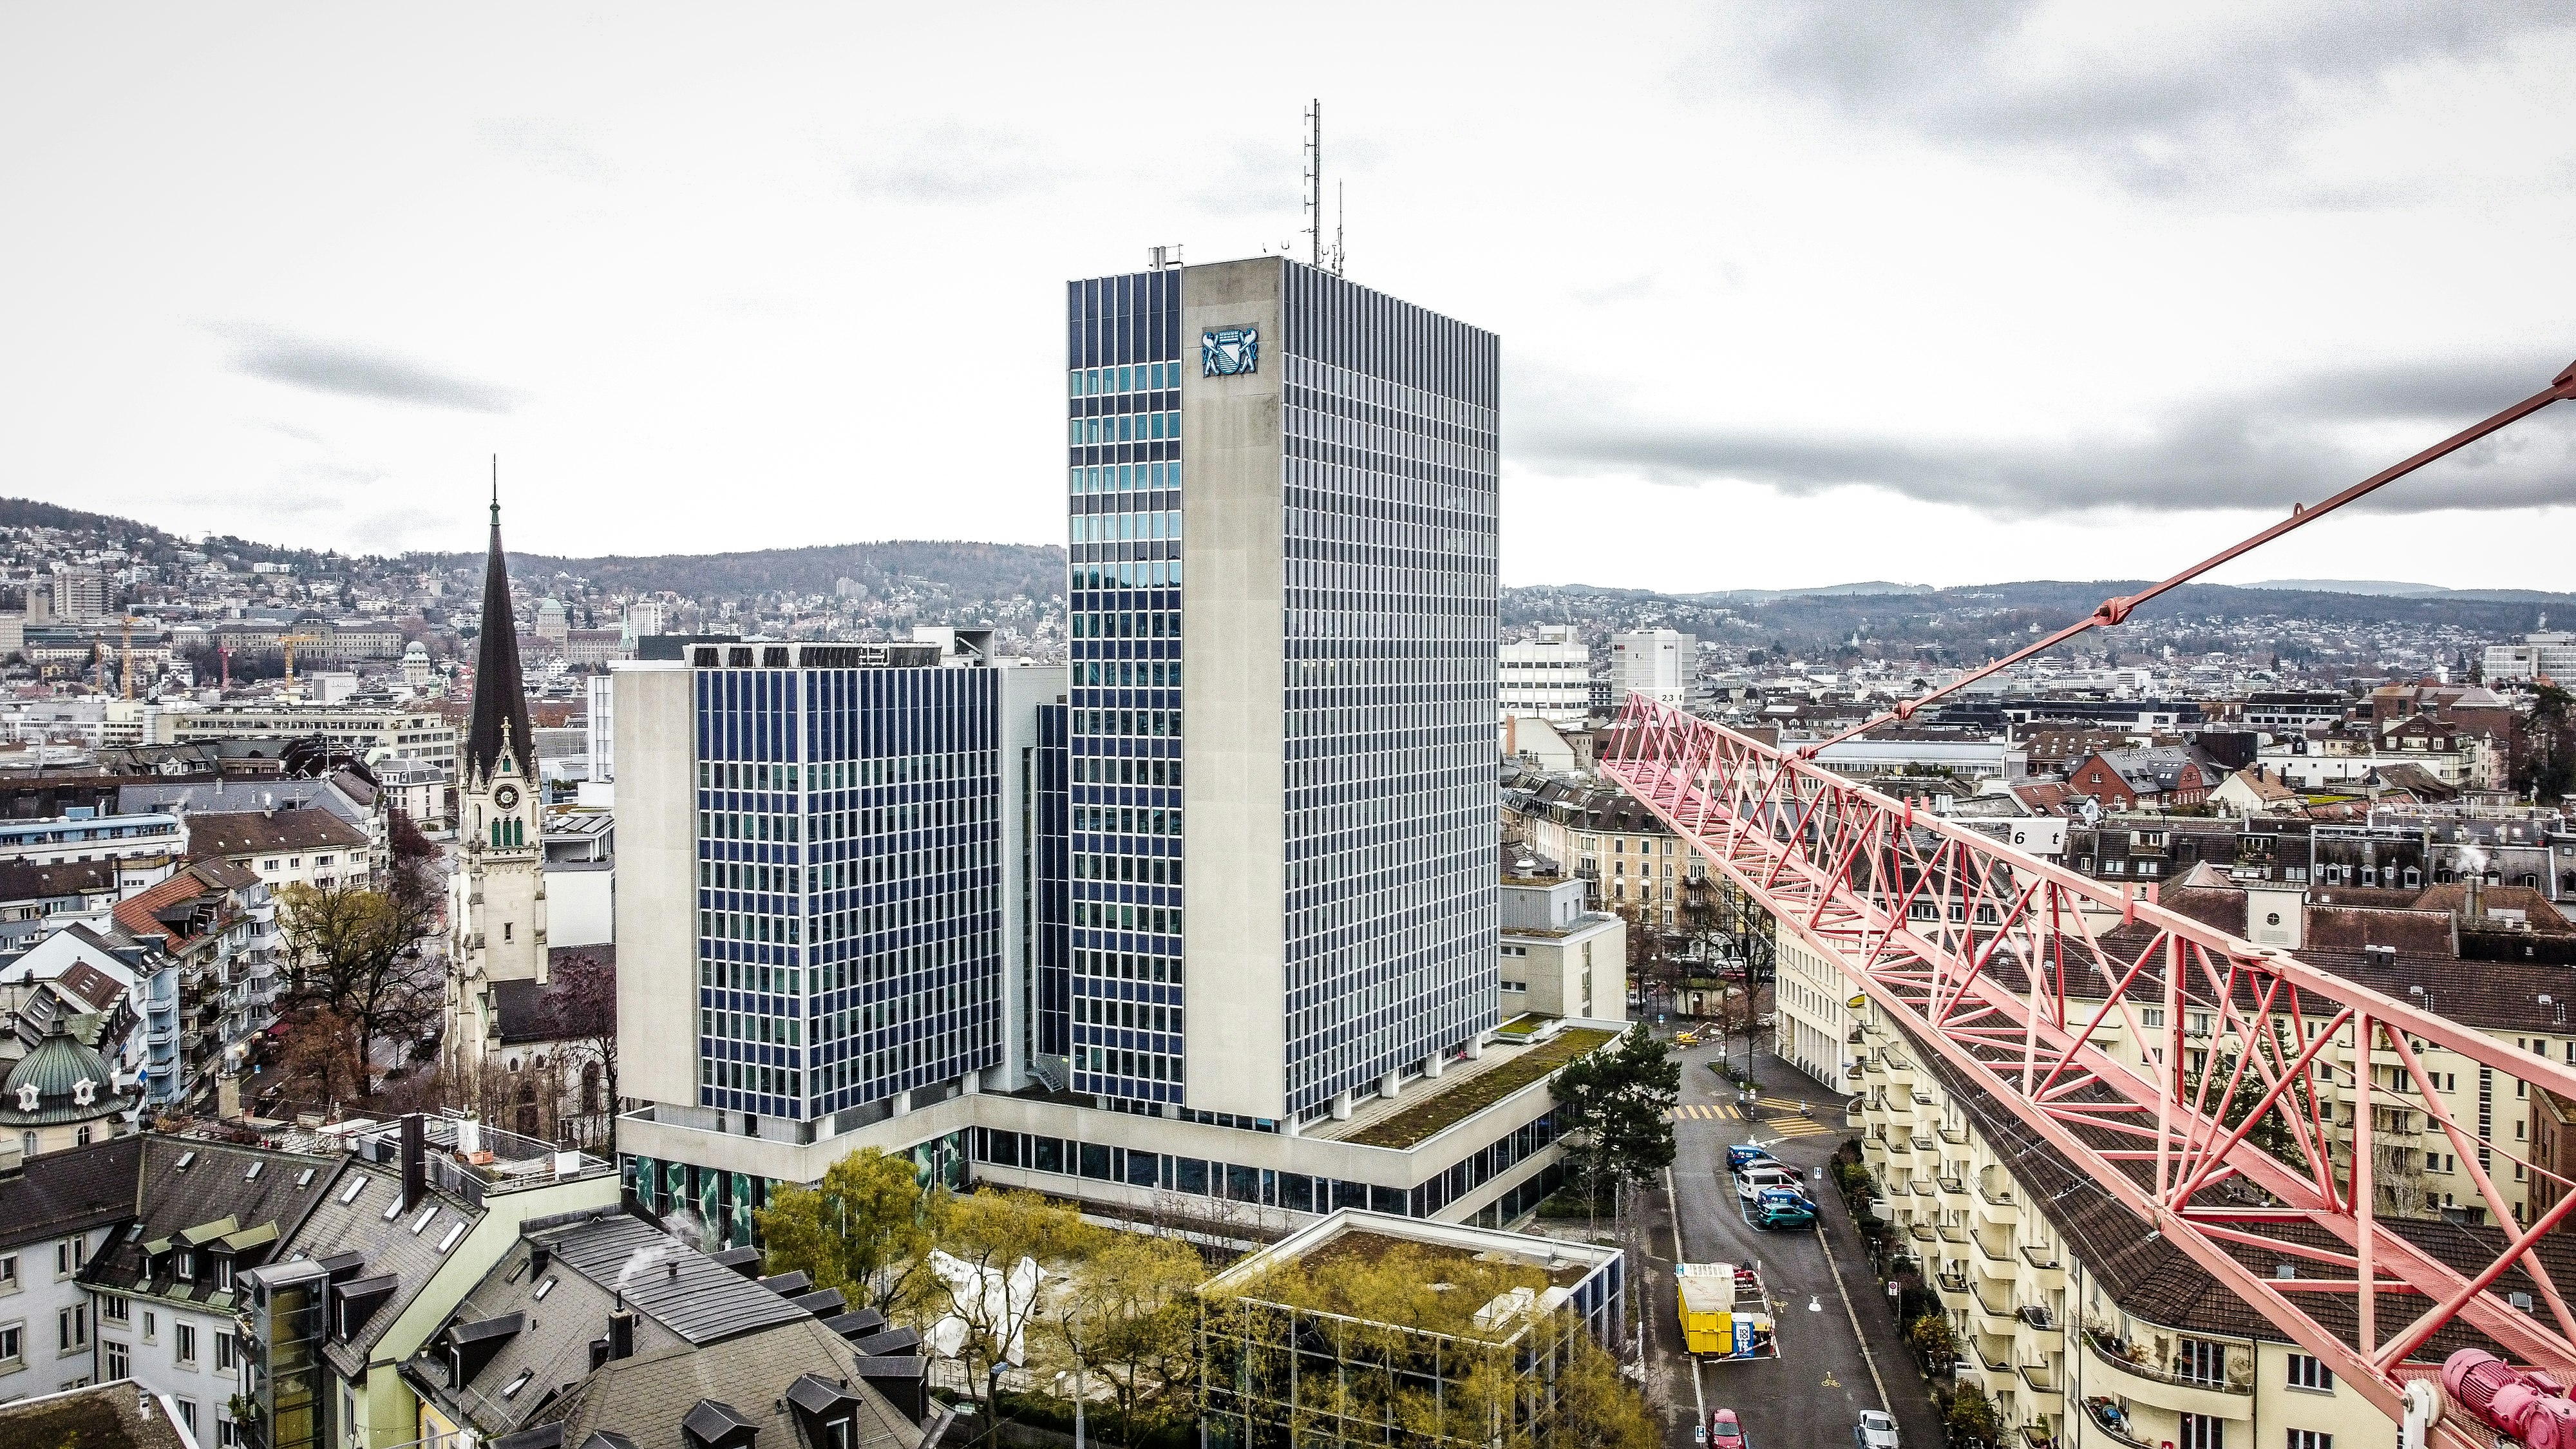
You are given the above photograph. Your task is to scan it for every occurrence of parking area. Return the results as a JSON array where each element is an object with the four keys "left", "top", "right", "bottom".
[{"left": 1642, "top": 1037, "right": 1947, "bottom": 1449}]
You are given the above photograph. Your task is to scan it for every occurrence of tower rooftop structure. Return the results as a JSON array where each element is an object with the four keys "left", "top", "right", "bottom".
[{"left": 464, "top": 488, "right": 534, "bottom": 788}]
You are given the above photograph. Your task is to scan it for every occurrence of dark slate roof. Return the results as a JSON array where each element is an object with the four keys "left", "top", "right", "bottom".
[
  {"left": 466, "top": 497, "right": 536, "bottom": 789},
  {"left": 184, "top": 808, "right": 370, "bottom": 859},
  {"left": 527, "top": 1318, "right": 929, "bottom": 1449},
  {"left": 85, "top": 1137, "right": 341, "bottom": 1309},
  {"left": 491, "top": 977, "right": 614, "bottom": 1046},
  {"left": 275, "top": 1154, "right": 486, "bottom": 1379},
  {"left": 550, "top": 1213, "right": 808, "bottom": 1346},
  {"left": 0, "top": 1133, "right": 144, "bottom": 1252},
  {"left": 0, "top": 860, "right": 117, "bottom": 904}
]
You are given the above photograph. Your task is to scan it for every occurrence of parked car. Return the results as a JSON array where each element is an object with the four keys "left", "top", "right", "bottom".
[
  {"left": 1856, "top": 1410, "right": 1900, "bottom": 1449},
  {"left": 1710, "top": 1408, "right": 1747, "bottom": 1449},
  {"left": 1725, "top": 1144, "right": 1783, "bottom": 1173},
  {"left": 1736, "top": 1165, "right": 1804, "bottom": 1200},
  {"left": 1753, "top": 1188, "right": 1817, "bottom": 1229}
]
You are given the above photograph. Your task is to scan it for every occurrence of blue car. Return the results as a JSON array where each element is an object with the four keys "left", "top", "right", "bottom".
[{"left": 1726, "top": 1144, "right": 1783, "bottom": 1174}]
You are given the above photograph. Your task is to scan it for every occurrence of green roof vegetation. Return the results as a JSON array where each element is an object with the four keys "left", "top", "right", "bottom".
[
  {"left": 1495, "top": 1013, "right": 1548, "bottom": 1037},
  {"left": 1227, "top": 1233, "right": 1560, "bottom": 1337},
  {"left": 1343, "top": 1028, "right": 1618, "bottom": 1148}
]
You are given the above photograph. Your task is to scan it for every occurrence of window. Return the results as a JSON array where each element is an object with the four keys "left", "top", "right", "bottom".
[
  {"left": 102, "top": 1296, "right": 129, "bottom": 1323},
  {"left": 0, "top": 1253, "right": 15, "bottom": 1290},
  {"left": 216, "top": 1333, "right": 237, "bottom": 1372},
  {"left": 106, "top": 1339, "right": 129, "bottom": 1378},
  {"left": 176, "top": 1320, "right": 198, "bottom": 1366},
  {"left": 176, "top": 1398, "right": 198, "bottom": 1434},
  {"left": 59, "top": 1303, "right": 86, "bottom": 1352},
  {"left": 2286, "top": 1353, "right": 2333, "bottom": 1391},
  {"left": 2178, "top": 1338, "right": 2227, "bottom": 1386},
  {"left": 2179, "top": 1414, "right": 2226, "bottom": 1449},
  {"left": 0, "top": 1322, "right": 21, "bottom": 1366},
  {"left": 2286, "top": 1434, "right": 2330, "bottom": 1449}
]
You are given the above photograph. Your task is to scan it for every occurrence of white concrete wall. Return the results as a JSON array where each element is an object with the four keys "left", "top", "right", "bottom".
[
  {"left": 544, "top": 862, "right": 614, "bottom": 948},
  {"left": 614, "top": 663, "right": 699, "bottom": 1107},
  {"left": 1180, "top": 258, "right": 1289, "bottom": 1120}
]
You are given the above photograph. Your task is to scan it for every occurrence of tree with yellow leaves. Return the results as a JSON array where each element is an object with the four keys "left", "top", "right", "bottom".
[{"left": 753, "top": 1147, "right": 943, "bottom": 1318}]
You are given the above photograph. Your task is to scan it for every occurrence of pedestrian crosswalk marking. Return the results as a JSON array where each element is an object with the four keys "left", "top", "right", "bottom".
[{"left": 1665, "top": 1102, "right": 1841, "bottom": 1135}]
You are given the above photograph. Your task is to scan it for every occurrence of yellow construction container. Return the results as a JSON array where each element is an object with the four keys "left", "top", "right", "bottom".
[{"left": 1677, "top": 1263, "right": 1737, "bottom": 1356}]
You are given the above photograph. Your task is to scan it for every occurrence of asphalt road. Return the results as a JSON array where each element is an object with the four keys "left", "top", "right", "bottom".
[{"left": 1642, "top": 1035, "right": 1949, "bottom": 1449}]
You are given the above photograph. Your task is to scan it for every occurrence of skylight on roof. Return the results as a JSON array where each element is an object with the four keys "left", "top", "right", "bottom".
[
  {"left": 532, "top": 1276, "right": 555, "bottom": 1301},
  {"left": 175, "top": 1151, "right": 196, "bottom": 1171},
  {"left": 245, "top": 1162, "right": 262, "bottom": 1181},
  {"left": 412, "top": 1204, "right": 438, "bottom": 1235},
  {"left": 437, "top": 1220, "right": 467, "bottom": 1254},
  {"left": 339, "top": 1179, "right": 365, "bottom": 1206},
  {"left": 382, "top": 1196, "right": 402, "bottom": 1222},
  {"left": 297, "top": 1169, "right": 316, "bottom": 1188},
  {"left": 502, "top": 1370, "right": 533, "bottom": 1399}
]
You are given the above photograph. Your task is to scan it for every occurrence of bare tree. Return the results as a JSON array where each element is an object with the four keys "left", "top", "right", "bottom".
[{"left": 274, "top": 880, "right": 444, "bottom": 1093}]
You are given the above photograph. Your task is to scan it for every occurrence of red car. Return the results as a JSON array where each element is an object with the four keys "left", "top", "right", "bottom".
[{"left": 1710, "top": 1408, "right": 1748, "bottom": 1449}]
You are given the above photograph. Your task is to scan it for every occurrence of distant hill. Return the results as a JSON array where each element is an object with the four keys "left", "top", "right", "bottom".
[{"left": 410, "top": 540, "right": 1066, "bottom": 607}]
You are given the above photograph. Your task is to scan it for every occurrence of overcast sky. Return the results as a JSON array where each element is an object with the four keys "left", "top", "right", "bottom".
[{"left": 5, "top": 3, "right": 2572, "bottom": 591}]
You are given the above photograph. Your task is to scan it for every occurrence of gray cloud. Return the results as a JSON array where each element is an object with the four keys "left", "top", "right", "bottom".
[
  {"left": 1513, "top": 355, "right": 2576, "bottom": 515},
  {"left": 1728, "top": 3, "right": 2576, "bottom": 196},
  {"left": 220, "top": 326, "right": 518, "bottom": 412},
  {"left": 849, "top": 123, "right": 1045, "bottom": 202}
]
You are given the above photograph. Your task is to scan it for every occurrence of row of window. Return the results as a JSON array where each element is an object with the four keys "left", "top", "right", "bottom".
[
  {"left": 1070, "top": 412, "right": 1179, "bottom": 446},
  {"left": 1070, "top": 510, "right": 1179, "bottom": 545},
  {"left": 1072, "top": 460, "right": 1179, "bottom": 495},
  {"left": 1070, "top": 361, "right": 1183, "bottom": 396}
]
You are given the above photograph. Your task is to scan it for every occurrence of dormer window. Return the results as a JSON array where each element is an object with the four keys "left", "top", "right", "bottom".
[
  {"left": 71, "top": 1078, "right": 95, "bottom": 1106},
  {"left": 175, "top": 1249, "right": 194, "bottom": 1278}
]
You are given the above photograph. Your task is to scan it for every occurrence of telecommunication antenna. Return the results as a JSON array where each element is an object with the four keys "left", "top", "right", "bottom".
[
  {"left": 1300, "top": 101, "right": 1345, "bottom": 275},
  {"left": 1302, "top": 99, "right": 1321, "bottom": 268}
]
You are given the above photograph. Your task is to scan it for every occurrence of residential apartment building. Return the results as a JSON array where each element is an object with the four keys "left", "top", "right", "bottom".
[
  {"left": 0, "top": 1135, "right": 141, "bottom": 1406},
  {"left": 1499, "top": 625, "right": 1590, "bottom": 724},
  {"left": 1497, "top": 873, "right": 1624, "bottom": 1023},
  {"left": 1503, "top": 766, "right": 1697, "bottom": 926},
  {"left": 0, "top": 811, "right": 184, "bottom": 867}
]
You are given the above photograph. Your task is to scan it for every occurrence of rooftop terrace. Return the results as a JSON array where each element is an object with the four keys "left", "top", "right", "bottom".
[{"left": 1316, "top": 1025, "right": 1620, "bottom": 1150}]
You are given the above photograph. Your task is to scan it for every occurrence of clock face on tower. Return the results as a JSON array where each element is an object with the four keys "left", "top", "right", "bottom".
[{"left": 493, "top": 784, "right": 520, "bottom": 810}]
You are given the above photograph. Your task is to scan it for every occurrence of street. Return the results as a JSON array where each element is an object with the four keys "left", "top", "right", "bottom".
[{"left": 1634, "top": 1034, "right": 1948, "bottom": 1449}]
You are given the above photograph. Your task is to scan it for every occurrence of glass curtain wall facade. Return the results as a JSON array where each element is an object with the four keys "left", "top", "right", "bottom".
[
  {"left": 1030, "top": 700, "right": 1072, "bottom": 1064},
  {"left": 692, "top": 650, "right": 1003, "bottom": 1123},
  {"left": 1065, "top": 269, "right": 1188, "bottom": 1103},
  {"left": 1277, "top": 264, "right": 1501, "bottom": 1120}
]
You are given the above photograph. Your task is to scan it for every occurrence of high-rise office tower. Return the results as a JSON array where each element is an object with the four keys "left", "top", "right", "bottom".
[
  {"left": 621, "top": 639, "right": 1054, "bottom": 1142},
  {"left": 1063, "top": 257, "right": 1501, "bottom": 1122}
]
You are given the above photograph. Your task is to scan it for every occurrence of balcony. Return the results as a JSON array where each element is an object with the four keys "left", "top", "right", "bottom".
[
  {"left": 2021, "top": 1244, "right": 2067, "bottom": 1290},
  {"left": 1938, "top": 1124, "right": 1970, "bottom": 1146},
  {"left": 1938, "top": 1175, "right": 1969, "bottom": 1198},
  {"left": 2080, "top": 1330, "right": 2253, "bottom": 1419},
  {"left": 1976, "top": 1231, "right": 2018, "bottom": 1265},
  {"left": 1937, "top": 1270, "right": 1972, "bottom": 1296},
  {"left": 1973, "top": 1285, "right": 2020, "bottom": 1323},
  {"left": 1910, "top": 1132, "right": 1937, "bottom": 1152},
  {"left": 2084, "top": 1399, "right": 2155, "bottom": 1449},
  {"left": 2020, "top": 1359, "right": 2060, "bottom": 1396}
]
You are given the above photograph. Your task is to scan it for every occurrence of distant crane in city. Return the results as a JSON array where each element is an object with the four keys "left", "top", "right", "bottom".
[{"left": 279, "top": 632, "right": 326, "bottom": 691}]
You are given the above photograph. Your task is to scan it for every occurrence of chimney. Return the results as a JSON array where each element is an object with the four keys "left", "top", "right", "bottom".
[
  {"left": 529, "top": 1242, "right": 549, "bottom": 1279},
  {"left": 399, "top": 1112, "right": 426, "bottom": 1211},
  {"left": 608, "top": 1304, "right": 636, "bottom": 1361},
  {"left": 2465, "top": 875, "right": 2486, "bottom": 926}
]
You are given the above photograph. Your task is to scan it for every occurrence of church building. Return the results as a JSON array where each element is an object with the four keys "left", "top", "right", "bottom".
[{"left": 443, "top": 492, "right": 550, "bottom": 1095}]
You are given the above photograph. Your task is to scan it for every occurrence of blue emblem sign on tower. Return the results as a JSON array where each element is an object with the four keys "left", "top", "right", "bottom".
[{"left": 1201, "top": 324, "right": 1258, "bottom": 377}]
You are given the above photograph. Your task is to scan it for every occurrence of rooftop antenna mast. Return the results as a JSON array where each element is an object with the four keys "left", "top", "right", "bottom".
[
  {"left": 1300, "top": 100, "right": 1346, "bottom": 275},
  {"left": 1302, "top": 99, "right": 1321, "bottom": 268}
]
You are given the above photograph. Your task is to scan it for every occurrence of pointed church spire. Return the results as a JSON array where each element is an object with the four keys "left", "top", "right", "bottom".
[{"left": 464, "top": 462, "right": 535, "bottom": 788}]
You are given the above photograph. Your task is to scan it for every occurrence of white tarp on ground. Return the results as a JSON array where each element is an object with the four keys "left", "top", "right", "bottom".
[{"left": 925, "top": 1249, "right": 1045, "bottom": 1364}]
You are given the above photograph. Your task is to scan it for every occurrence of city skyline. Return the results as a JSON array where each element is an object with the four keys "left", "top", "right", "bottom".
[{"left": 4, "top": 4, "right": 2571, "bottom": 591}]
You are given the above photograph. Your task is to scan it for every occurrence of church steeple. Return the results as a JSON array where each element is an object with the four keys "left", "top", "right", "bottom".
[{"left": 464, "top": 467, "right": 535, "bottom": 789}]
